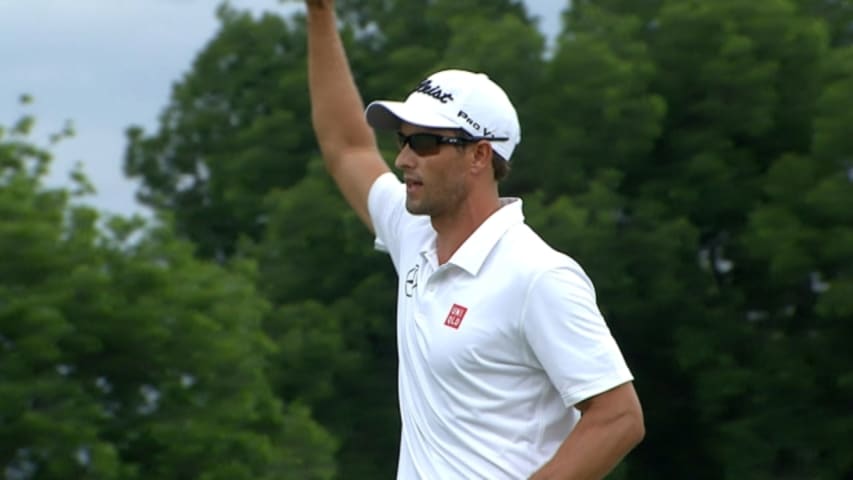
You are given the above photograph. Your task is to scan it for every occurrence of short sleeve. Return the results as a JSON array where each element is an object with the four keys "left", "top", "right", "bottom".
[
  {"left": 521, "top": 263, "right": 634, "bottom": 407},
  {"left": 367, "top": 172, "right": 407, "bottom": 269}
]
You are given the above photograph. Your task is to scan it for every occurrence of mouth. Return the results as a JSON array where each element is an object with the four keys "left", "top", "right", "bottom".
[{"left": 405, "top": 178, "right": 423, "bottom": 193}]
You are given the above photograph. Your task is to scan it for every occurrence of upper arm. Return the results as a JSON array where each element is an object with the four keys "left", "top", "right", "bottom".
[
  {"left": 576, "top": 382, "right": 642, "bottom": 421},
  {"left": 522, "top": 264, "right": 634, "bottom": 407},
  {"left": 574, "top": 382, "right": 645, "bottom": 446},
  {"left": 326, "top": 147, "right": 391, "bottom": 233}
]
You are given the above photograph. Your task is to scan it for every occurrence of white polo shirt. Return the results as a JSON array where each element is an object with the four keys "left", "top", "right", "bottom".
[{"left": 367, "top": 173, "right": 634, "bottom": 479}]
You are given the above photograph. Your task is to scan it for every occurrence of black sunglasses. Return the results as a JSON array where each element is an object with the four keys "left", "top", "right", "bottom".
[{"left": 396, "top": 132, "right": 509, "bottom": 156}]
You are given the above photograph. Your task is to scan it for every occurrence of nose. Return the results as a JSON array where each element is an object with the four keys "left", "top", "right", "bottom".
[{"left": 395, "top": 147, "right": 416, "bottom": 171}]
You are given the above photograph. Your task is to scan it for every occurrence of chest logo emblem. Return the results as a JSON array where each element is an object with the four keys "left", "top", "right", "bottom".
[
  {"left": 444, "top": 304, "right": 468, "bottom": 329},
  {"left": 405, "top": 265, "right": 419, "bottom": 297}
]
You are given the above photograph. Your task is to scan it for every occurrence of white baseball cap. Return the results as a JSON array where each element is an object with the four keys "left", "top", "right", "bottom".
[{"left": 365, "top": 69, "right": 522, "bottom": 161}]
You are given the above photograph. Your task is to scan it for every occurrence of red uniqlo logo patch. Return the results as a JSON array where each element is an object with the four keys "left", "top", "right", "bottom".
[{"left": 444, "top": 304, "right": 468, "bottom": 329}]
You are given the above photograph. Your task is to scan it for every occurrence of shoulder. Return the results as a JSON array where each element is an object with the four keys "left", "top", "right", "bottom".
[
  {"left": 500, "top": 223, "right": 584, "bottom": 274},
  {"left": 499, "top": 224, "right": 596, "bottom": 298}
]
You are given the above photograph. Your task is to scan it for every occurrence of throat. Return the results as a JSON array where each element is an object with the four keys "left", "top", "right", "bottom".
[{"left": 433, "top": 207, "right": 501, "bottom": 266}]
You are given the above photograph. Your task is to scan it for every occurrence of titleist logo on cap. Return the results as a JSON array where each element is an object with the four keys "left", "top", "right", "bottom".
[{"left": 413, "top": 79, "right": 454, "bottom": 104}]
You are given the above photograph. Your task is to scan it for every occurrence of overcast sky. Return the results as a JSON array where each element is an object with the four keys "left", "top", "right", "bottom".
[{"left": 0, "top": 0, "right": 563, "bottom": 217}]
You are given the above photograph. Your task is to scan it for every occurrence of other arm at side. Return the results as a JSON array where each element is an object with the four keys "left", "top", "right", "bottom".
[{"left": 529, "top": 382, "right": 645, "bottom": 480}]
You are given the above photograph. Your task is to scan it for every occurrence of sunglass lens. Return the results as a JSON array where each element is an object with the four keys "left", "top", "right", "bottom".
[
  {"left": 409, "top": 134, "right": 440, "bottom": 155},
  {"left": 396, "top": 133, "right": 443, "bottom": 155}
]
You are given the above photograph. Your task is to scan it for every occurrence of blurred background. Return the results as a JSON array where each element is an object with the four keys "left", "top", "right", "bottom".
[{"left": 1, "top": 0, "right": 851, "bottom": 479}]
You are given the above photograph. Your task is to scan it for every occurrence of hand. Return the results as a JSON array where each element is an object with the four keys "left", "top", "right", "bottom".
[
  {"left": 280, "top": 0, "right": 332, "bottom": 10},
  {"left": 304, "top": 0, "right": 333, "bottom": 9}
]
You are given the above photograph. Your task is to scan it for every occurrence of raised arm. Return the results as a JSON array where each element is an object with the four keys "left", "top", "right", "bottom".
[{"left": 306, "top": 0, "right": 390, "bottom": 231}]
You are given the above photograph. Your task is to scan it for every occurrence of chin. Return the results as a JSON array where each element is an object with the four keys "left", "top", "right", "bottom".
[
  {"left": 405, "top": 201, "right": 431, "bottom": 216},
  {"left": 405, "top": 205, "right": 427, "bottom": 215}
]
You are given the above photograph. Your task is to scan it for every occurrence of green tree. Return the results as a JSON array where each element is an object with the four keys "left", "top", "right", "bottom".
[
  {"left": 125, "top": 6, "right": 314, "bottom": 259},
  {"left": 525, "top": 4, "right": 666, "bottom": 197},
  {"left": 546, "top": 0, "right": 852, "bottom": 477},
  {"left": 794, "top": 0, "right": 853, "bottom": 46},
  {"left": 0, "top": 106, "right": 336, "bottom": 479},
  {"left": 721, "top": 43, "right": 853, "bottom": 478},
  {"left": 240, "top": 160, "right": 398, "bottom": 478}
]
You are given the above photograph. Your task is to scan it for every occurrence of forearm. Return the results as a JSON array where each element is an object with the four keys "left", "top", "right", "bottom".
[
  {"left": 306, "top": 2, "right": 377, "bottom": 160},
  {"left": 530, "top": 406, "right": 644, "bottom": 480}
]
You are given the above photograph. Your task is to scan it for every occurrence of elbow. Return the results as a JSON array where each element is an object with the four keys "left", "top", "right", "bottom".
[{"left": 626, "top": 406, "right": 645, "bottom": 449}]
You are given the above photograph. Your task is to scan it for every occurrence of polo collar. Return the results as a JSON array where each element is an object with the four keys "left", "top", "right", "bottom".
[{"left": 423, "top": 198, "right": 524, "bottom": 276}]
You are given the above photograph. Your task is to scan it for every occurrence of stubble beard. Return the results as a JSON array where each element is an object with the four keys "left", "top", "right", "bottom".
[{"left": 405, "top": 177, "right": 468, "bottom": 217}]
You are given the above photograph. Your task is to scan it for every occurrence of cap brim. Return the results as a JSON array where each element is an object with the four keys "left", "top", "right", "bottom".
[{"left": 365, "top": 100, "right": 458, "bottom": 131}]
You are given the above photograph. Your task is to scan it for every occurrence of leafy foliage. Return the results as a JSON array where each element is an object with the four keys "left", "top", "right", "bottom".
[{"left": 0, "top": 109, "right": 336, "bottom": 479}]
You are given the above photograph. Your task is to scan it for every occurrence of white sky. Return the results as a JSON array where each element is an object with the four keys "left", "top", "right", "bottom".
[{"left": 0, "top": 0, "right": 563, "bottom": 217}]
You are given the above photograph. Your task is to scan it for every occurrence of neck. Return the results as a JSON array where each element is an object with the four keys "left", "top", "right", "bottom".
[{"left": 432, "top": 189, "right": 501, "bottom": 265}]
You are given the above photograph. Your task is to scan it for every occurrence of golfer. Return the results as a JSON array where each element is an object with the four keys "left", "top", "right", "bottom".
[{"left": 305, "top": 1, "right": 645, "bottom": 478}]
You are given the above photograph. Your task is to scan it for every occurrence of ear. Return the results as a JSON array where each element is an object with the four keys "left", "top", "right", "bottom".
[{"left": 469, "top": 141, "right": 493, "bottom": 177}]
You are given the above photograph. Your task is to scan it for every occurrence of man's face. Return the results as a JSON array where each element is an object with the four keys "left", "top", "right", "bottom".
[{"left": 394, "top": 124, "right": 472, "bottom": 217}]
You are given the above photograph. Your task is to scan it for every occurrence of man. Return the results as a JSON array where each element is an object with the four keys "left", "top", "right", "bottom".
[{"left": 305, "top": 1, "right": 644, "bottom": 478}]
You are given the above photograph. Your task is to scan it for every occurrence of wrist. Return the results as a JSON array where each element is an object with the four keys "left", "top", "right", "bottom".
[{"left": 305, "top": 0, "right": 332, "bottom": 11}]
